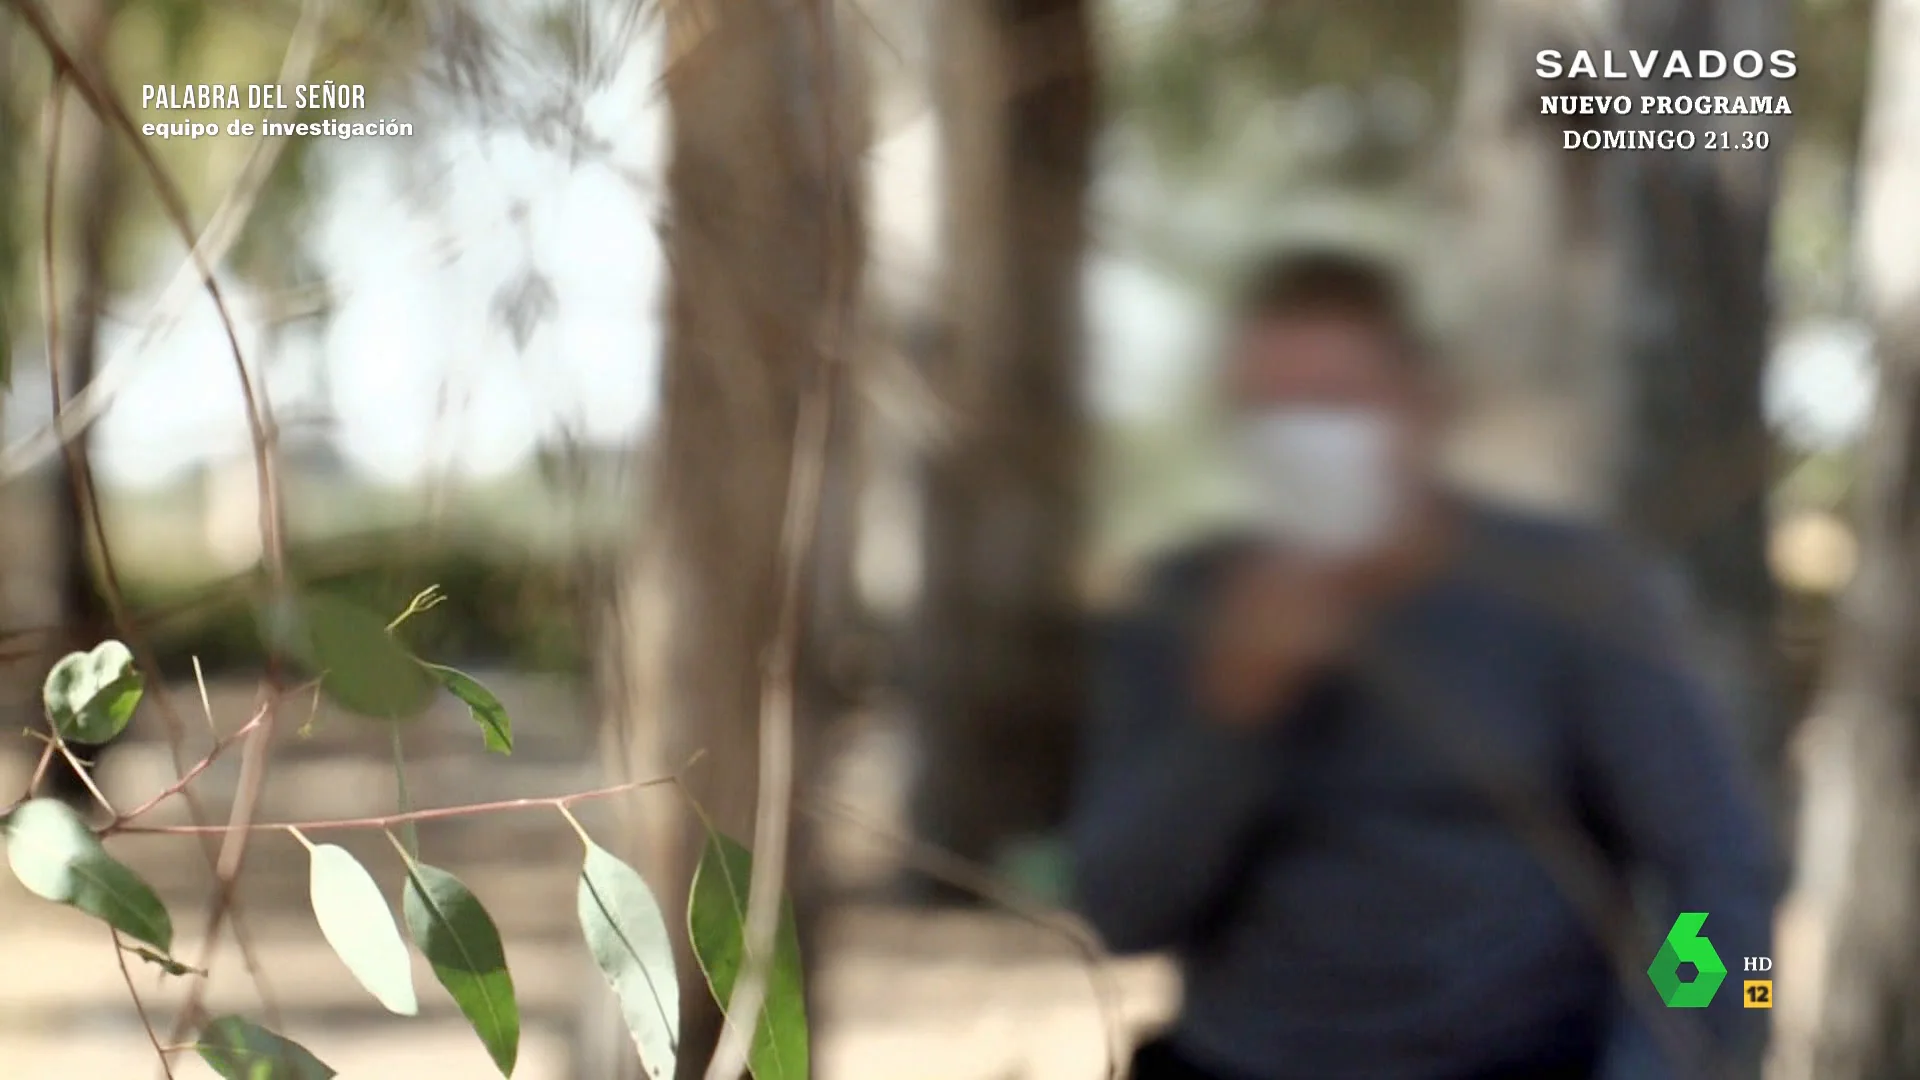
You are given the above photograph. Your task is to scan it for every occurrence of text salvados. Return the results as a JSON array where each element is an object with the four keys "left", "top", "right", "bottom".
[{"left": 1535, "top": 50, "right": 1797, "bottom": 80}]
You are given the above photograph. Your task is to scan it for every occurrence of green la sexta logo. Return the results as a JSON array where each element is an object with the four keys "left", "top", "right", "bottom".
[{"left": 1648, "top": 911, "right": 1727, "bottom": 1007}]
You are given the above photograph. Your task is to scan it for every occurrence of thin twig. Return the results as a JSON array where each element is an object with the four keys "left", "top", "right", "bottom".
[
  {"left": 13, "top": 0, "right": 322, "bottom": 1051},
  {"left": 24, "top": 740, "right": 56, "bottom": 798},
  {"left": 46, "top": 735, "right": 117, "bottom": 815},
  {"left": 109, "top": 701, "right": 277, "bottom": 826},
  {"left": 110, "top": 776, "right": 680, "bottom": 837},
  {"left": 704, "top": 1, "right": 855, "bottom": 1074},
  {"left": 706, "top": 389, "right": 829, "bottom": 1080},
  {"left": 111, "top": 929, "right": 177, "bottom": 1080}
]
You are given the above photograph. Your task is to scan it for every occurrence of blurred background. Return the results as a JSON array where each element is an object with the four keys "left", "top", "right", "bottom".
[{"left": 0, "top": 0, "right": 1909, "bottom": 1077}]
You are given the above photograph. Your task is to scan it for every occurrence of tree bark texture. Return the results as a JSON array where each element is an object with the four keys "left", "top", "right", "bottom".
[
  {"left": 907, "top": 0, "right": 1096, "bottom": 878},
  {"left": 1778, "top": 1, "right": 1920, "bottom": 1075},
  {"left": 1609, "top": 0, "right": 1794, "bottom": 822},
  {"left": 581, "top": 3, "right": 867, "bottom": 1078},
  {"left": 40, "top": 0, "right": 121, "bottom": 804}
]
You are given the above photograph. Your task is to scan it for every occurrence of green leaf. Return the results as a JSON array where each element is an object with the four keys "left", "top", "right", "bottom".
[
  {"left": 577, "top": 841, "right": 678, "bottom": 1079},
  {"left": 424, "top": 664, "right": 513, "bottom": 754},
  {"left": 403, "top": 861, "right": 520, "bottom": 1076},
  {"left": 196, "top": 1016, "right": 336, "bottom": 1080},
  {"left": 308, "top": 843, "right": 418, "bottom": 1015},
  {"left": 42, "top": 640, "right": 143, "bottom": 744},
  {"left": 267, "top": 591, "right": 437, "bottom": 721},
  {"left": 688, "top": 832, "right": 809, "bottom": 1080},
  {"left": 4, "top": 798, "right": 172, "bottom": 952}
]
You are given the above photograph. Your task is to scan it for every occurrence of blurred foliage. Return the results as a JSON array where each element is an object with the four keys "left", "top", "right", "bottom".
[
  {"left": 129, "top": 535, "right": 587, "bottom": 677},
  {"left": 1772, "top": 147, "right": 1861, "bottom": 321},
  {"left": 1793, "top": 0, "right": 1875, "bottom": 152},
  {"left": 1106, "top": 0, "right": 1458, "bottom": 172},
  {"left": 0, "top": 15, "right": 31, "bottom": 392},
  {"left": 1775, "top": 448, "right": 1857, "bottom": 512}
]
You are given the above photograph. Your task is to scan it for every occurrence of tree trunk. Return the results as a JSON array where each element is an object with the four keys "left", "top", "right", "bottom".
[
  {"left": 0, "top": 17, "right": 17, "bottom": 650},
  {"left": 1451, "top": 0, "right": 1789, "bottom": 805},
  {"left": 580, "top": 5, "right": 866, "bottom": 1078},
  {"left": 41, "top": 0, "right": 120, "bottom": 804},
  {"left": 1776, "top": 2, "right": 1920, "bottom": 1076},
  {"left": 0, "top": 14, "right": 16, "bottom": 399},
  {"left": 1609, "top": 0, "right": 1793, "bottom": 823},
  {"left": 907, "top": 0, "right": 1096, "bottom": 883}
]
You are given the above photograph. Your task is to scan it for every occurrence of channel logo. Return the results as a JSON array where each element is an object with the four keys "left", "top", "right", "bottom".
[{"left": 1647, "top": 912, "right": 1727, "bottom": 1008}]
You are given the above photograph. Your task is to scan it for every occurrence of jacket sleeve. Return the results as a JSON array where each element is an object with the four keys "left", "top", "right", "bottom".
[
  {"left": 1067, "top": 598, "right": 1282, "bottom": 955},
  {"left": 1569, "top": 548, "right": 1780, "bottom": 1075}
]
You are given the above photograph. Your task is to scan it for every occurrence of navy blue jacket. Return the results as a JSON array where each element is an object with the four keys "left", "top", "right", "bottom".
[{"left": 1069, "top": 500, "right": 1778, "bottom": 1080}]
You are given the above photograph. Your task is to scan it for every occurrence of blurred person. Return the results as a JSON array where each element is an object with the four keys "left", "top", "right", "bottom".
[{"left": 1068, "top": 250, "right": 1778, "bottom": 1080}]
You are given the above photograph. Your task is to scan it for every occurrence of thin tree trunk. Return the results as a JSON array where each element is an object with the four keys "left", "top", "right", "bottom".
[
  {"left": 1610, "top": 0, "right": 1793, "bottom": 823},
  {"left": 908, "top": 0, "right": 1095, "bottom": 883},
  {"left": 1777, "top": 2, "right": 1920, "bottom": 1076},
  {"left": 42, "top": 0, "right": 120, "bottom": 803},
  {"left": 581, "top": 5, "right": 866, "bottom": 1078},
  {"left": 0, "top": 14, "right": 16, "bottom": 400}
]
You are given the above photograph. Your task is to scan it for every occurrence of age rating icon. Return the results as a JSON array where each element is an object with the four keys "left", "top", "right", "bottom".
[{"left": 1648, "top": 912, "right": 1727, "bottom": 1008}]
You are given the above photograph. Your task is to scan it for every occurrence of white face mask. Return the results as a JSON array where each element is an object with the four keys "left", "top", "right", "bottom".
[{"left": 1230, "top": 407, "right": 1404, "bottom": 557}]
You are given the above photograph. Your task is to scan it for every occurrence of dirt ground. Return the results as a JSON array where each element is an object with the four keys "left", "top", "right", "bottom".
[{"left": 0, "top": 675, "right": 1174, "bottom": 1080}]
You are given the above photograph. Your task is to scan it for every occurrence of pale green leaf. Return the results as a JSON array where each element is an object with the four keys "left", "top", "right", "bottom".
[
  {"left": 403, "top": 861, "right": 520, "bottom": 1076},
  {"left": 42, "top": 640, "right": 143, "bottom": 744},
  {"left": 308, "top": 844, "right": 417, "bottom": 1015},
  {"left": 424, "top": 664, "right": 513, "bottom": 754},
  {"left": 688, "top": 832, "right": 808, "bottom": 1080},
  {"left": 578, "top": 841, "right": 678, "bottom": 1079},
  {"left": 197, "top": 1016, "right": 336, "bottom": 1080},
  {"left": 4, "top": 798, "right": 172, "bottom": 952}
]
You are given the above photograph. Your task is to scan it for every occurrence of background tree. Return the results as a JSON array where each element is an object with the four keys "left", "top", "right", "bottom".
[
  {"left": 0, "top": 10, "right": 15, "bottom": 396},
  {"left": 1452, "top": 0, "right": 1790, "bottom": 811},
  {"left": 1780, "top": 0, "right": 1920, "bottom": 1074},
  {"left": 584, "top": 3, "right": 867, "bottom": 1076},
  {"left": 41, "top": 0, "right": 122, "bottom": 803},
  {"left": 1610, "top": 0, "right": 1793, "bottom": 816},
  {"left": 906, "top": 0, "right": 1096, "bottom": 880}
]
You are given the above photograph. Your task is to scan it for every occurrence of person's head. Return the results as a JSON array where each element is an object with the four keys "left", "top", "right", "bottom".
[
  {"left": 1224, "top": 247, "right": 1434, "bottom": 422},
  {"left": 1219, "top": 248, "right": 1443, "bottom": 557}
]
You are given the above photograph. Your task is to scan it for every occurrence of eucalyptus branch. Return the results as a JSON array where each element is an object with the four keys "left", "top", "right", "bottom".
[
  {"left": 108, "top": 698, "right": 281, "bottom": 827},
  {"left": 109, "top": 777, "right": 680, "bottom": 838},
  {"left": 12, "top": 0, "right": 308, "bottom": 1043}
]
